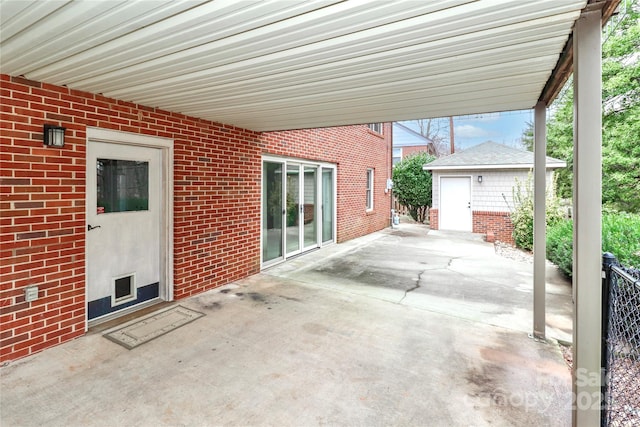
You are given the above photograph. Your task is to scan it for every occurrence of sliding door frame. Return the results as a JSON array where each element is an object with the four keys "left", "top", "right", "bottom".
[{"left": 261, "top": 155, "right": 336, "bottom": 268}]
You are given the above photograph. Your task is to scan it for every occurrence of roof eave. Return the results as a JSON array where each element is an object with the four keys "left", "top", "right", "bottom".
[
  {"left": 539, "top": 0, "right": 620, "bottom": 104},
  {"left": 423, "top": 162, "right": 567, "bottom": 171}
]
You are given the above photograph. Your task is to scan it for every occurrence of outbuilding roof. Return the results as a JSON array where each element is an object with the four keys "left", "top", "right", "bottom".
[{"left": 423, "top": 141, "right": 566, "bottom": 170}]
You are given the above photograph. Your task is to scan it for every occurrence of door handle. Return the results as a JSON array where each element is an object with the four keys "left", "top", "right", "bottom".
[{"left": 88, "top": 224, "right": 101, "bottom": 231}]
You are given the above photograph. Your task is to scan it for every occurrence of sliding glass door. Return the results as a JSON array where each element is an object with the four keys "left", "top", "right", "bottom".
[
  {"left": 302, "top": 166, "right": 317, "bottom": 249},
  {"left": 286, "top": 164, "right": 301, "bottom": 255},
  {"left": 322, "top": 168, "right": 334, "bottom": 243},
  {"left": 262, "top": 161, "right": 284, "bottom": 263},
  {"left": 262, "top": 158, "right": 335, "bottom": 267}
]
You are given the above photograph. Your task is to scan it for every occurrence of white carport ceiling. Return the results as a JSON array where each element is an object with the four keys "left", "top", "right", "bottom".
[{"left": 0, "top": 0, "right": 617, "bottom": 131}]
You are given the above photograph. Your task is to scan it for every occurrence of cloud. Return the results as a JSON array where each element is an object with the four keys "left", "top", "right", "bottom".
[{"left": 454, "top": 124, "right": 497, "bottom": 139}]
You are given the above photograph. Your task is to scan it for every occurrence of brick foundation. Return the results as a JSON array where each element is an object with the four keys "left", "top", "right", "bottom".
[
  {"left": 0, "top": 74, "right": 391, "bottom": 362},
  {"left": 429, "top": 208, "right": 439, "bottom": 229},
  {"left": 472, "top": 211, "right": 514, "bottom": 244},
  {"left": 425, "top": 209, "right": 511, "bottom": 243}
]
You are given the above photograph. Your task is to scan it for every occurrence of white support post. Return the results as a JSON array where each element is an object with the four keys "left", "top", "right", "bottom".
[
  {"left": 533, "top": 101, "right": 546, "bottom": 340},
  {"left": 572, "top": 8, "right": 602, "bottom": 427}
]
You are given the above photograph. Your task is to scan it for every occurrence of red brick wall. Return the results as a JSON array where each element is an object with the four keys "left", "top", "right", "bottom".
[
  {"left": 0, "top": 74, "right": 391, "bottom": 362},
  {"left": 401, "top": 145, "right": 434, "bottom": 158},
  {"left": 260, "top": 125, "right": 392, "bottom": 242},
  {"left": 428, "top": 208, "right": 512, "bottom": 243},
  {"left": 472, "top": 211, "right": 514, "bottom": 244},
  {"left": 429, "top": 209, "right": 439, "bottom": 229},
  {"left": 1, "top": 76, "right": 88, "bottom": 362}
]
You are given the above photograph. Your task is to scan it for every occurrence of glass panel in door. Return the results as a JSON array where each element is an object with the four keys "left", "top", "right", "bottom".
[
  {"left": 322, "top": 168, "right": 334, "bottom": 243},
  {"left": 286, "top": 164, "right": 300, "bottom": 254},
  {"left": 262, "top": 161, "right": 283, "bottom": 263},
  {"left": 97, "top": 159, "right": 149, "bottom": 213},
  {"left": 303, "top": 166, "right": 317, "bottom": 248}
]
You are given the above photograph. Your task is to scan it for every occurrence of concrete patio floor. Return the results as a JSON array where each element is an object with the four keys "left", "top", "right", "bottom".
[{"left": 1, "top": 223, "right": 573, "bottom": 426}]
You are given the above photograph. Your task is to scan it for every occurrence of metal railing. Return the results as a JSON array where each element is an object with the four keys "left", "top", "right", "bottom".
[{"left": 602, "top": 253, "right": 640, "bottom": 426}]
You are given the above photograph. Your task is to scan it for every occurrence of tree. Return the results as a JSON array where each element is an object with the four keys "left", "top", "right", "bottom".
[
  {"left": 392, "top": 152, "right": 436, "bottom": 222},
  {"left": 546, "top": 93, "right": 574, "bottom": 199},
  {"left": 409, "top": 118, "right": 451, "bottom": 156},
  {"left": 546, "top": 0, "right": 640, "bottom": 213},
  {"left": 520, "top": 120, "right": 534, "bottom": 151},
  {"left": 601, "top": 1, "right": 640, "bottom": 212}
]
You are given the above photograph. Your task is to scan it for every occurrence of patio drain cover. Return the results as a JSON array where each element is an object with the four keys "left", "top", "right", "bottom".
[{"left": 104, "top": 305, "right": 204, "bottom": 350}]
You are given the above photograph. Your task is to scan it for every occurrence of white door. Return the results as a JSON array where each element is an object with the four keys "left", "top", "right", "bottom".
[
  {"left": 440, "top": 177, "right": 472, "bottom": 231},
  {"left": 86, "top": 141, "right": 162, "bottom": 321}
]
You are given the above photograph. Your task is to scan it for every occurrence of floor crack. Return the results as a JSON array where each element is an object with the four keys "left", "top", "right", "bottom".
[{"left": 400, "top": 270, "right": 426, "bottom": 303}]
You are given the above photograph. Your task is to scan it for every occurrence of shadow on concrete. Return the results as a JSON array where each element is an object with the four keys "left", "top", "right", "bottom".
[{"left": 1, "top": 223, "right": 572, "bottom": 426}]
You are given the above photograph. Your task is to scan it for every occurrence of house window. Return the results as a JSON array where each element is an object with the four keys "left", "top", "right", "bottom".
[
  {"left": 366, "top": 169, "right": 374, "bottom": 210},
  {"left": 367, "top": 123, "right": 383, "bottom": 134},
  {"left": 392, "top": 147, "right": 402, "bottom": 165}
]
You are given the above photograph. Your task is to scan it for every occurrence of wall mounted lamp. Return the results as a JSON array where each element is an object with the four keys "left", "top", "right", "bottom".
[
  {"left": 477, "top": 175, "right": 483, "bottom": 183},
  {"left": 43, "top": 124, "right": 66, "bottom": 148}
]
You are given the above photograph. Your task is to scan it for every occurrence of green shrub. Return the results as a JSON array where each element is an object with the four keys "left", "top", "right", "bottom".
[
  {"left": 511, "top": 174, "right": 564, "bottom": 251},
  {"left": 602, "top": 211, "right": 640, "bottom": 268},
  {"left": 546, "top": 219, "right": 574, "bottom": 276},
  {"left": 546, "top": 212, "right": 640, "bottom": 276},
  {"left": 392, "top": 152, "right": 436, "bottom": 222},
  {"left": 511, "top": 197, "right": 534, "bottom": 250}
]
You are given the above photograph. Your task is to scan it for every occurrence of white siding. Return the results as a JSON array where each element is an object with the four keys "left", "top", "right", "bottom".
[{"left": 432, "top": 169, "right": 555, "bottom": 212}]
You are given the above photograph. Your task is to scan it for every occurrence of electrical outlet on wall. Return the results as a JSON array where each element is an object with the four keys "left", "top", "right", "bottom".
[{"left": 25, "top": 286, "right": 38, "bottom": 302}]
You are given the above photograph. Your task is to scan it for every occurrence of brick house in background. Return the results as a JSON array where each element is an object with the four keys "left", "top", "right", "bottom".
[
  {"left": 423, "top": 141, "right": 565, "bottom": 243},
  {"left": 0, "top": 74, "right": 392, "bottom": 362},
  {"left": 392, "top": 122, "right": 436, "bottom": 165}
]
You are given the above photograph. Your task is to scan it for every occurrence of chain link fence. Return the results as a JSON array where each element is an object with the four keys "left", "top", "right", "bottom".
[{"left": 602, "top": 254, "right": 640, "bottom": 426}]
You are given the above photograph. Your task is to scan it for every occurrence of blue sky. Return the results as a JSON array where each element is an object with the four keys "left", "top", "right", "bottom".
[{"left": 400, "top": 109, "right": 534, "bottom": 152}]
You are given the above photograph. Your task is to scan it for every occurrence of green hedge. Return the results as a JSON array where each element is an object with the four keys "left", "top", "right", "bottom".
[
  {"left": 511, "top": 175, "right": 564, "bottom": 251},
  {"left": 546, "top": 220, "right": 574, "bottom": 276},
  {"left": 546, "top": 212, "right": 640, "bottom": 276}
]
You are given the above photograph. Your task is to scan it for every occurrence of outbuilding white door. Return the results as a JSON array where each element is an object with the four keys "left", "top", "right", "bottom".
[
  {"left": 440, "top": 177, "right": 472, "bottom": 231},
  {"left": 86, "top": 140, "right": 162, "bottom": 321}
]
